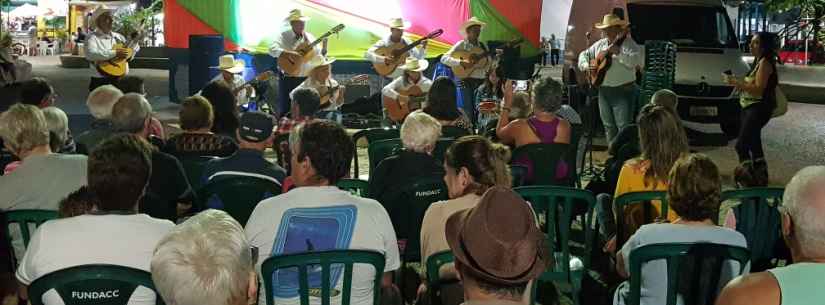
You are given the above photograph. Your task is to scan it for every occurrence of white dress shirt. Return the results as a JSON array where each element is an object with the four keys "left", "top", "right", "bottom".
[
  {"left": 84, "top": 30, "right": 139, "bottom": 77},
  {"left": 291, "top": 77, "right": 341, "bottom": 111},
  {"left": 577, "top": 37, "right": 644, "bottom": 87},
  {"left": 269, "top": 30, "right": 322, "bottom": 77},
  {"left": 441, "top": 40, "right": 490, "bottom": 80},
  {"left": 365, "top": 36, "right": 426, "bottom": 79},
  {"left": 381, "top": 75, "right": 433, "bottom": 100}
]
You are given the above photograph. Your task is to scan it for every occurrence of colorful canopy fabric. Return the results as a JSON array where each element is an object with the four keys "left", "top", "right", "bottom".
[{"left": 164, "top": 0, "right": 542, "bottom": 59}]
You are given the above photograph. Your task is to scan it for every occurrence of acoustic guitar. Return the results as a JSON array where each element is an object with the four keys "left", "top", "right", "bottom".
[
  {"left": 383, "top": 85, "right": 427, "bottom": 123},
  {"left": 277, "top": 24, "right": 346, "bottom": 76},
  {"left": 372, "top": 29, "right": 443, "bottom": 76},
  {"left": 96, "top": 28, "right": 147, "bottom": 77},
  {"left": 589, "top": 29, "right": 628, "bottom": 87},
  {"left": 316, "top": 74, "right": 369, "bottom": 109},
  {"left": 229, "top": 70, "right": 276, "bottom": 104},
  {"left": 450, "top": 38, "right": 523, "bottom": 80}
]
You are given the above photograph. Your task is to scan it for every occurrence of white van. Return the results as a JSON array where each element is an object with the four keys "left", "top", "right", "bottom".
[{"left": 563, "top": 0, "right": 750, "bottom": 138}]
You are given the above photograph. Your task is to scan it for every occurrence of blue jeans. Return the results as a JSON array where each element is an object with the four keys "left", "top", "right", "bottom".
[{"left": 598, "top": 83, "right": 638, "bottom": 143}]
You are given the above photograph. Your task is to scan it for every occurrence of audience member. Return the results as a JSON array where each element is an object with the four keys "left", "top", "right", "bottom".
[
  {"left": 717, "top": 166, "right": 825, "bottom": 305},
  {"left": 369, "top": 111, "right": 445, "bottom": 203},
  {"left": 608, "top": 89, "right": 678, "bottom": 158},
  {"left": 42, "top": 106, "right": 75, "bottom": 153},
  {"left": 152, "top": 209, "right": 257, "bottom": 305},
  {"left": 163, "top": 96, "right": 238, "bottom": 158},
  {"left": 613, "top": 153, "right": 746, "bottom": 305},
  {"left": 423, "top": 76, "right": 472, "bottom": 131},
  {"left": 245, "top": 120, "right": 400, "bottom": 305},
  {"left": 16, "top": 134, "right": 174, "bottom": 305},
  {"left": 202, "top": 111, "right": 286, "bottom": 186},
  {"left": 509, "top": 91, "right": 533, "bottom": 120},
  {"left": 474, "top": 65, "right": 504, "bottom": 128},
  {"left": 445, "top": 186, "right": 549, "bottom": 305},
  {"left": 76, "top": 85, "right": 123, "bottom": 153},
  {"left": 57, "top": 186, "right": 96, "bottom": 218},
  {"left": 114, "top": 75, "right": 166, "bottom": 140},
  {"left": 201, "top": 81, "right": 240, "bottom": 138},
  {"left": 112, "top": 93, "right": 191, "bottom": 222},
  {"left": 20, "top": 77, "right": 55, "bottom": 108},
  {"left": 276, "top": 87, "right": 320, "bottom": 135}
]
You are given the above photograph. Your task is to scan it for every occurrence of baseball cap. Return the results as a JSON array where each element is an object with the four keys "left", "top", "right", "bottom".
[{"left": 238, "top": 111, "right": 275, "bottom": 142}]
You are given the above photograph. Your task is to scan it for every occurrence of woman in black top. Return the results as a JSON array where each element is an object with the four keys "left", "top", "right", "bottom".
[{"left": 423, "top": 76, "right": 472, "bottom": 131}]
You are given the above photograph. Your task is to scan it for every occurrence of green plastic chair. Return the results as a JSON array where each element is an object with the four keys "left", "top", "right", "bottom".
[
  {"left": 425, "top": 250, "right": 457, "bottom": 305},
  {"left": 515, "top": 186, "right": 597, "bottom": 305},
  {"left": 180, "top": 155, "right": 218, "bottom": 190},
  {"left": 511, "top": 143, "right": 571, "bottom": 186},
  {"left": 367, "top": 139, "right": 403, "bottom": 174},
  {"left": 441, "top": 126, "right": 471, "bottom": 138},
  {"left": 352, "top": 128, "right": 400, "bottom": 177},
  {"left": 197, "top": 176, "right": 281, "bottom": 226},
  {"left": 337, "top": 179, "right": 370, "bottom": 197},
  {"left": 380, "top": 178, "right": 448, "bottom": 261},
  {"left": 28, "top": 264, "right": 163, "bottom": 305},
  {"left": 510, "top": 164, "right": 528, "bottom": 187},
  {"left": 261, "top": 249, "right": 386, "bottom": 305},
  {"left": 626, "top": 243, "right": 750, "bottom": 305},
  {"left": 3, "top": 209, "right": 57, "bottom": 250},
  {"left": 614, "top": 191, "right": 669, "bottom": 249},
  {"left": 721, "top": 187, "right": 785, "bottom": 271}
]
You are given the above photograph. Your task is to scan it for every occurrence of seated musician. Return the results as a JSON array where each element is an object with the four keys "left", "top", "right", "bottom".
[
  {"left": 381, "top": 58, "right": 432, "bottom": 124},
  {"left": 209, "top": 54, "right": 253, "bottom": 106},
  {"left": 365, "top": 17, "right": 427, "bottom": 79},
  {"left": 290, "top": 56, "right": 344, "bottom": 123}
]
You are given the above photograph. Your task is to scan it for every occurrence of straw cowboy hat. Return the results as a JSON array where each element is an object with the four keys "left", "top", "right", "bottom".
[
  {"left": 308, "top": 56, "right": 336, "bottom": 71},
  {"left": 285, "top": 9, "right": 310, "bottom": 22},
  {"left": 212, "top": 54, "right": 245, "bottom": 74},
  {"left": 595, "top": 13, "right": 629, "bottom": 29},
  {"left": 459, "top": 17, "right": 486, "bottom": 37},
  {"left": 388, "top": 18, "right": 411, "bottom": 30},
  {"left": 90, "top": 6, "right": 114, "bottom": 28},
  {"left": 446, "top": 187, "right": 551, "bottom": 285},
  {"left": 399, "top": 58, "right": 429, "bottom": 72}
]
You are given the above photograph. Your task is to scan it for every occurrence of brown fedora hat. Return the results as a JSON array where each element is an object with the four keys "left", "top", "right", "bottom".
[{"left": 445, "top": 186, "right": 550, "bottom": 285}]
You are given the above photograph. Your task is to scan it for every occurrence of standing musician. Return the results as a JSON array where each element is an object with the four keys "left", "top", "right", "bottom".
[
  {"left": 381, "top": 57, "right": 432, "bottom": 124},
  {"left": 291, "top": 56, "right": 344, "bottom": 123},
  {"left": 365, "top": 18, "right": 428, "bottom": 79},
  {"left": 85, "top": 6, "right": 139, "bottom": 91},
  {"left": 269, "top": 9, "right": 327, "bottom": 117},
  {"left": 209, "top": 54, "right": 253, "bottom": 106},
  {"left": 577, "top": 13, "right": 643, "bottom": 143}
]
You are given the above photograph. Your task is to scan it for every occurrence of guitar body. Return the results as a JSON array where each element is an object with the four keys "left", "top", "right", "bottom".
[
  {"left": 451, "top": 47, "right": 491, "bottom": 80},
  {"left": 95, "top": 43, "right": 133, "bottom": 77},
  {"left": 372, "top": 43, "right": 410, "bottom": 76},
  {"left": 383, "top": 85, "right": 426, "bottom": 122},
  {"left": 589, "top": 51, "right": 612, "bottom": 87},
  {"left": 278, "top": 41, "right": 318, "bottom": 76}
]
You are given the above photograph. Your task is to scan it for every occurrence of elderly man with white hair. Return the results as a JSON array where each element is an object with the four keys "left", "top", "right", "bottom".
[
  {"left": 42, "top": 106, "right": 72, "bottom": 153},
  {"left": 717, "top": 166, "right": 825, "bottom": 305},
  {"left": 368, "top": 110, "right": 446, "bottom": 204},
  {"left": 152, "top": 209, "right": 257, "bottom": 305},
  {"left": 77, "top": 84, "right": 123, "bottom": 154}
]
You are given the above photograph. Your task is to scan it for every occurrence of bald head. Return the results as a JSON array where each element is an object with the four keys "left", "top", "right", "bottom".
[
  {"left": 111, "top": 93, "right": 152, "bottom": 134},
  {"left": 783, "top": 166, "right": 825, "bottom": 257}
]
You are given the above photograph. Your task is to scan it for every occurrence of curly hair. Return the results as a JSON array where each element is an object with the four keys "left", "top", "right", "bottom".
[
  {"left": 637, "top": 105, "right": 689, "bottom": 187},
  {"left": 291, "top": 120, "right": 355, "bottom": 185},
  {"left": 667, "top": 153, "right": 721, "bottom": 221},
  {"left": 444, "top": 135, "right": 512, "bottom": 196}
]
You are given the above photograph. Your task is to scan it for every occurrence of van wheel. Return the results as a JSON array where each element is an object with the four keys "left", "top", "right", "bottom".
[{"left": 721, "top": 119, "right": 740, "bottom": 140}]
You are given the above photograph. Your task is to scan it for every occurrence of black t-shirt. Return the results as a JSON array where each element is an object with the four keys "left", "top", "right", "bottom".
[
  {"left": 368, "top": 150, "right": 445, "bottom": 202},
  {"left": 140, "top": 150, "right": 191, "bottom": 221}
]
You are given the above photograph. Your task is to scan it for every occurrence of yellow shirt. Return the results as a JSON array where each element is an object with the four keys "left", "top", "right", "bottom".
[{"left": 614, "top": 159, "right": 678, "bottom": 222}]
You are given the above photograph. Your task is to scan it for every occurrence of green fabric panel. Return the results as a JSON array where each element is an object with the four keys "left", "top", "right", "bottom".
[
  {"left": 176, "top": 0, "right": 242, "bottom": 44},
  {"left": 470, "top": 0, "right": 538, "bottom": 57}
]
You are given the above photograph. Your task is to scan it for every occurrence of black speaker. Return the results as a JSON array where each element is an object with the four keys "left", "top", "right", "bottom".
[{"left": 188, "top": 35, "right": 224, "bottom": 95}]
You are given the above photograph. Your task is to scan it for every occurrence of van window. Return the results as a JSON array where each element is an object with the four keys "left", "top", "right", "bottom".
[{"left": 628, "top": 4, "right": 738, "bottom": 48}]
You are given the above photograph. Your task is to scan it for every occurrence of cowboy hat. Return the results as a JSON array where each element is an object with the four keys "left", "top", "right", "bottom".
[
  {"left": 445, "top": 187, "right": 550, "bottom": 285},
  {"left": 90, "top": 6, "right": 114, "bottom": 29},
  {"left": 212, "top": 54, "right": 245, "bottom": 74},
  {"left": 459, "top": 17, "right": 486, "bottom": 37},
  {"left": 388, "top": 18, "right": 411, "bottom": 30},
  {"left": 308, "top": 56, "right": 336, "bottom": 71},
  {"left": 595, "top": 13, "right": 628, "bottom": 29},
  {"left": 285, "top": 9, "right": 310, "bottom": 22},
  {"left": 399, "top": 58, "right": 429, "bottom": 72}
]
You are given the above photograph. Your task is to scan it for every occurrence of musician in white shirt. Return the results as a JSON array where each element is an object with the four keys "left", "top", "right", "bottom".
[
  {"left": 577, "top": 14, "right": 643, "bottom": 143},
  {"left": 290, "top": 56, "right": 343, "bottom": 123},
  {"left": 209, "top": 54, "right": 253, "bottom": 107},
  {"left": 269, "top": 9, "right": 327, "bottom": 118},
  {"left": 381, "top": 58, "right": 433, "bottom": 124},
  {"left": 85, "top": 6, "right": 139, "bottom": 92},
  {"left": 365, "top": 18, "right": 427, "bottom": 79},
  {"left": 441, "top": 17, "right": 497, "bottom": 129}
]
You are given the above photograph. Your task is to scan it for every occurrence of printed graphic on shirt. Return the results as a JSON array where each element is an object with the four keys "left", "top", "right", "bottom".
[{"left": 270, "top": 205, "right": 357, "bottom": 299}]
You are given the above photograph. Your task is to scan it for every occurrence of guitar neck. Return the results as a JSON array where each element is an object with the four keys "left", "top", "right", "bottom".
[
  {"left": 396, "top": 37, "right": 427, "bottom": 54},
  {"left": 305, "top": 31, "right": 335, "bottom": 50}
]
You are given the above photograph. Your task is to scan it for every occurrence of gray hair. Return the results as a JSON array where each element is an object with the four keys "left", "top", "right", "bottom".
[
  {"left": 401, "top": 111, "right": 441, "bottom": 153},
  {"left": 151, "top": 210, "right": 253, "bottom": 305},
  {"left": 510, "top": 92, "right": 533, "bottom": 119},
  {"left": 87, "top": 85, "right": 123, "bottom": 119},
  {"left": 42, "top": 106, "right": 69, "bottom": 146},
  {"left": 783, "top": 166, "right": 825, "bottom": 257},
  {"left": 111, "top": 93, "right": 152, "bottom": 133},
  {"left": 0, "top": 104, "right": 49, "bottom": 154},
  {"left": 531, "top": 77, "right": 563, "bottom": 112},
  {"left": 651, "top": 89, "right": 678, "bottom": 112}
]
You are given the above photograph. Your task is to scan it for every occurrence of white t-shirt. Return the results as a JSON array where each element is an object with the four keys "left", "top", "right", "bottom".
[
  {"left": 246, "top": 186, "right": 401, "bottom": 305},
  {"left": 16, "top": 214, "right": 175, "bottom": 305}
]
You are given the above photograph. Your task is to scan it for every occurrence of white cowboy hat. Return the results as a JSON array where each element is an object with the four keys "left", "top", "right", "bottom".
[
  {"left": 459, "top": 17, "right": 486, "bottom": 37},
  {"left": 285, "top": 9, "right": 310, "bottom": 22},
  {"left": 308, "top": 56, "right": 336, "bottom": 71},
  {"left": 399, "top": 58, "right": 429, "bottom": 72},
  {"left": 595, "top": 14, "right": 628, "bottom": 29},
  {"left": 388, "top": 18, "right": 411, "bottom": 30},
  {"left": 212, "top": 54, "right": 245, "bottom": 74},
  {"left": 90, "top": 6, "right": 113, "bottom": 29}
]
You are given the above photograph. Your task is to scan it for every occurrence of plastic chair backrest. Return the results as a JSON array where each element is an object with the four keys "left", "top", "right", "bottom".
[
  {"left": 367, "top": 138, "right": 403, "bottom": 174},
  {"left": 351, "top": 128, "right": 400, "bottom": 177},
  {"left": 381, "top": 177, "right": 448, "bottom": 260},
  {"left": 511, "top": 143, "right": 571, "bottom": 186},
  {"left": 567, "top": 125, "right": 583, "bottom": 187},
  {"left": 510, "top": 165, "right": 528, "bottom": 187},
  {"left": 180, "top": 155, "right": 218, "bottom": 190},
  {"left": 441, "top": 126, "right": 470, "bottom": 139},
  {"left": 425, "top": 250, "right": 456, "bottom": 304},
  {"left": 197, "top": 176, "right": 281, "bottom": 226},
  {"left": 4, "top": 209, "right": 57, "bottom": 249},
  {"left": 432, "top": 138, "right": 456, "bottom": 164},
  {"left": 627, "top": 243, "right": 750, "bottom": 305},
  {"left": 514, "top": 186, "right": 597, "bottom": 279},
  {"left": 337, "top": 179, "right": 369, "bottom": 198},
  {"left": 614, "top": 191, "right": 668, "bottom": 249},
  {"left": 721, "top": 187, "right": 784, "bottom": 271},
  {"left": 261, "top": 249, "right": 386, "bottom": 305},
  {"left": 28, "top": 264, "right": 163, "bottom": 305}
]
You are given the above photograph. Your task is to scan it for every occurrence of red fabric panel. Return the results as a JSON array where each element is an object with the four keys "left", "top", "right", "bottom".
[
  {"left": 163, "top": 0, "right": 237, "bottom": 50},
  {"left": 399, "top": 0, "right": 470, "bottom": 44},
  {"left": 488, "top": 0, "right": 542, "bottom": 47}
]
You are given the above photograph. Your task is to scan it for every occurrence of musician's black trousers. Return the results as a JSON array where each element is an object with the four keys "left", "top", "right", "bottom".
[
  {"left": 278, "top": 75, "right": 307, "bottom": 118},
  {"left": 460, "top": 78, "right": 485, "bottom": 129},
  {"left": 89, "top": 76, "right": 120, "bottom": 92}
]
